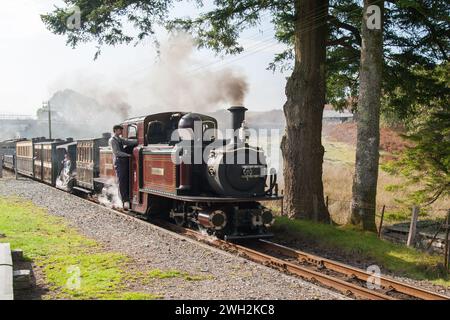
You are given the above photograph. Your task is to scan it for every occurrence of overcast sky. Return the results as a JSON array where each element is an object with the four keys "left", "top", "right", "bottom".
[{"left": 0, "top": 0, "right": 290, "bottom": 117}]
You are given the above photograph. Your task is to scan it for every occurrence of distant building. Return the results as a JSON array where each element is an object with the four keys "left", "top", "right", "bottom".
[
  {"left": 210, "top": 107, "right": 353, "bottom": 132},
  {"left": 323, "top": 109, "right": 354, "bottom": 123}
]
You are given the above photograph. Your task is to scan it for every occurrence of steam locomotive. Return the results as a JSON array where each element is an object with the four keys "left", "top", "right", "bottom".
[{"left": 1, "top": 106, "right": 281, "bottom": 240}]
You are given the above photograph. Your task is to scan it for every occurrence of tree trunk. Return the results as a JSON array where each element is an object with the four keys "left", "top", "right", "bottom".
[
  {"left": 351, "top": 0, "right": 384, "bottom": 231},
  {"left": 281, "top": 0, "right": 330, "bottom": 222}
]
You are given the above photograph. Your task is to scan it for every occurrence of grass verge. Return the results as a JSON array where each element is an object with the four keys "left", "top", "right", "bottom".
[
  {"left": 0, "top": 197, "right": 209, "bottom": 299},
  {"left": 273, "top": 216, "right": 450, "bottom": 287}
]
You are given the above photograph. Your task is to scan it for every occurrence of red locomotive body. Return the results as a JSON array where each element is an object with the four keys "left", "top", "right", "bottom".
[
  {"left": 142, "top": 149, "right": 177, "bottom": 193},
  {"left": 95, "top": 108, "right": 281, "bottom": 240}
]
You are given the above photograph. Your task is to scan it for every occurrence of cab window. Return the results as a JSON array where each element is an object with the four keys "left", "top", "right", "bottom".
[{"left": 128, "top": 125, "right": 137, "bottom": 139}]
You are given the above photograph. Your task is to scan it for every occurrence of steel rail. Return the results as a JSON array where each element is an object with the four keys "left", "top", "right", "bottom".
[
  {"left": 156, "top": 221, "right": 395, "bottom": 300},
  {"left": 225, "top": 242, "right": 395, "bottom": 300},
  {"left": 257, "top": 239, "right": 450, "bottom": 300}
]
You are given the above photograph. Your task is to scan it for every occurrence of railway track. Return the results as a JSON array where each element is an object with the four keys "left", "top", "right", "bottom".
[
  {"left": 4, "top": 171, "right": 450, "bottom": 300},
  {"left": 253, "top": 240, "right": 450, "bottom": 300},
  {"left": 152, "top": 219, "right": 450, "bottom": 300}
]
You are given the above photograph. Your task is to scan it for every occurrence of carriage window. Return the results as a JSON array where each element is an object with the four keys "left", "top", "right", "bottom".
[{"left": 128, "top": 125, "right": 137, "bottom": 139}]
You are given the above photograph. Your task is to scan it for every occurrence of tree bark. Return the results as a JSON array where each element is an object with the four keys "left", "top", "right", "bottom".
[
  {"left": 351, "top": 0, "right": 384, "bottom": 231},
  {"left": 281, "top": 0, "right": 330, "bottom": 222}
]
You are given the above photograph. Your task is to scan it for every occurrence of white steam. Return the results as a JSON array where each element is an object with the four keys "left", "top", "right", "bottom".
[
  {"left": 138, "top": 33, "right": 248, "bottom": 111},
  {"left": 97, "top": 178, "right": 123, "bottom": 208},
  {"left": 33, "top": 33, "right": 249, "bottom": 141}
]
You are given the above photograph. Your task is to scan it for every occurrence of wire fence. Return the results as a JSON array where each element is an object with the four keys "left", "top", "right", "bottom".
[
  {"left": 325, "top": 196, "right": 449, "bottom": 218},
  {"left": 273, "top": 191, "right": 450, "bottom": 267},
  {"left": 274, "top": 190, "right": 449, "bottom": 225}
]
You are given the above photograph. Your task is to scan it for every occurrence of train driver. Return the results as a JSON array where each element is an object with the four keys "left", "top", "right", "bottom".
[{"left": 109, "top": 125, "right": 138, "bottom": 210}]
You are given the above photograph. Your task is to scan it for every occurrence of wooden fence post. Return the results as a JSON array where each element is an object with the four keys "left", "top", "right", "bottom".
[
  {"left": 407, "top": 206, "right": 420, "bottom": 247},
  {"left": 378, "top": 205, "right": 386, "bottom": 239}
]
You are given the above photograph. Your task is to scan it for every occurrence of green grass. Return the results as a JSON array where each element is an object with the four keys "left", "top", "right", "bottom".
[
  {"left": 273, "top": 216, "right": 450, "bottom": 286},
  {"left": 0, "top": 197, "right": 162, "bottom": 299},
  {"left": 323, "top": 140, "right": 355, "bottom": 164},
  {"left": 148, "top": 269, "right": 184, "bottom": 279},
  {"left": 42, "top": 253, "right": 130, "bottom": 299},
  {"left": 0, "top": 198, "right": 97, "bottom": 260}
]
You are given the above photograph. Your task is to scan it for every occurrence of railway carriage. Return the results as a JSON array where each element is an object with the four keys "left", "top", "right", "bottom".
[
  {"left": 16, "top": 140, "right": 36, "bottom": 178},
  {"left": 56, "top": 140, "right": 77, "bottom": 172},
  {"left": 33, "top": 142, "right": 44, "bottom": 181},
  {"left": 54, "top": 140, "right": 77, "bottom": 191},
  {"left": 1, "top": 139, "right": 21, "bottom": 171},
  {"left": 15, "top": 138, "right": 52, "bottom": 178},
  {"left": 0, "top": 139, "right": 22, "bottom": 158},
  {"left": 3, "top": 155, "right": 15, "bottom": 170},
  {"left": 34, "top": 140, "right": 67, "bottom": 185},
  {"left": 74, "top": 134, "right": 110, "bottom": 193}
]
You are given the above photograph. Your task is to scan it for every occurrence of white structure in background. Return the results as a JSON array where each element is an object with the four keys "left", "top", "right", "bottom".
[{"left": 323, "top": 109, "right": 354, "bottom": 123}]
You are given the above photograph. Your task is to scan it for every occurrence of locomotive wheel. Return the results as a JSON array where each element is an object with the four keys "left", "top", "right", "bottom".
[{"left": 173, "top": 215, "right": 186, "bottom": 226}]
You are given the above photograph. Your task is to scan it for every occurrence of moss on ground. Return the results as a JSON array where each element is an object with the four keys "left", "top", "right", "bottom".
[
  {"left": 146, "top": 269, "right": 213, "bottom": 282},
  {"left": 0, "top": 197, "right": 209, "bottom": 300},
  {"left": 273, "top": 216, "right": 450, "bottom": 286}
]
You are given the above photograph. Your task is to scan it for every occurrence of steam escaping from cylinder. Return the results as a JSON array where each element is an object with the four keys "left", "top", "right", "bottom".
[{"left": 97, "top": 178, "right": 123, "bottom": 209}]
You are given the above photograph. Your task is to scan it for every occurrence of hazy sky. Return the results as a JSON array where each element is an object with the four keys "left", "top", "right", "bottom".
[{"left": 0, "top": 1, "right": 290, "bottom": 117}]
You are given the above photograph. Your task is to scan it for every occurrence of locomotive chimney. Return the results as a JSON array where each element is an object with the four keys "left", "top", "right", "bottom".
[{"left": 228, "top": 106, "right": 248, "bottom": 131}]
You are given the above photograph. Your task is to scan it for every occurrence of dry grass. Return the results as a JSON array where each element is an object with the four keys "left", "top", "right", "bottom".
[
  {"left": 323, "top": 162, "right": 450, "bottom": 225},
  {"left": 269, "top": 135, "right": 449, "bottom": 225}
]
